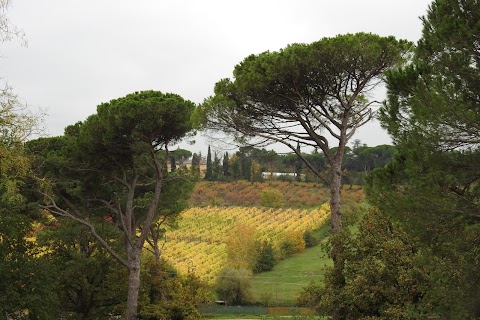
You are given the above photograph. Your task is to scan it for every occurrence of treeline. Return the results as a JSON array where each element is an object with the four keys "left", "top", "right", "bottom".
[{"left": 189, "top": 141, "right": 395, "bottom": 184}]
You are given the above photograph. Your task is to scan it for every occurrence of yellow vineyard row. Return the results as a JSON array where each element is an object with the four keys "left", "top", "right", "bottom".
[{"left": 161, "top": 204, "right": 330, "bottom": 282}]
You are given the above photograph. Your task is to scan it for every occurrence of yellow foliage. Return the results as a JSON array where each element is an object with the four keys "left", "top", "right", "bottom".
[
  {"left": 161, "top": 205, "right": 329, "bottom": 283},
  {"left": 225, "top": 223, "right": 257, "bottom": 270},
  {"left": 284, "top": 230, "right": 306, "bottom": 254},
  {"left": 260, "top": 188, "right": 285, "bottom": 208}
]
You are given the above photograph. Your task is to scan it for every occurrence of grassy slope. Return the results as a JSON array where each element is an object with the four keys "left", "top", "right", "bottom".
[
  {"left": 250, "top": 207, "right": 365, "bottom": 306},
  {"left": 252, "top": 224, "right": 332, "bottom": 305},
  {"left": 185, "top": 181, "right": 364, "bottom": 305}
]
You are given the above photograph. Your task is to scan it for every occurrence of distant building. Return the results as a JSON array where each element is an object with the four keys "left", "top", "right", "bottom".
[{"left": 261, "top": 172, "right": 305, "bottom": 181}]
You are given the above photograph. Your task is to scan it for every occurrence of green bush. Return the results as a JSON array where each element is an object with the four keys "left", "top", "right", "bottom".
[
  {"left": 297, "top": 282, "right": 323, "bottom": 307},
  {"left": 215, "top": 267, "right": 253, "bottom": 305},
  {"left": 279, "top": 231, "right": 306, "bottom": 259},
  {"left": 139, "top": 256, "right": 208, "bottom": 320},
  {"left": 279, "top": 240, "right": 296, "bottom": 259},
  {"left": 303, "top": 230, "right": 319, "bottom": 248},
  {"left": 254, "top": 240, "right": 277, "bottom": 273},
  {"left": 316, "top": 209, "right": 431, "bottom": 319},
  {"left": 260, "top": 188, "right": 285, "bottom": 208}
]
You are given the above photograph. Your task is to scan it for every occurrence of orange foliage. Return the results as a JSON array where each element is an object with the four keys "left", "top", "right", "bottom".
[{"left": 189, "top": 181, "right": 345, "bottom": 208}]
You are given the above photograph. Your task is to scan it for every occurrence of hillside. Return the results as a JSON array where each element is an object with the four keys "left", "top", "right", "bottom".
[
  {"left": 252, "top": 223, "right": 332, "bottom": 305},
  {"left": 160, "top": 181, "right": 365, "bottom": 306},
  {"left": 189, "top": 180, "right": 363, "bottom": 208},
  {"left": 162, "top": 205, "right": 330, "bottom": 283}
]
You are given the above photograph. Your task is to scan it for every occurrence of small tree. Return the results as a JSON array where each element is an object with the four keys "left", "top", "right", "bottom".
[
  {"left": 222, "top": 152, "right": 230, "bottom": 178},
  {"left": 250, "top": 159, "right": 262, "bottom": 182},
  {"left": 171, "top": 148, "right": 192, "bottom": 166},
  {"left": 191, "top": 152, "right": 201, "bottom": 179},
  {"left": 170, "top": 155, "right": 177, "bottom": 172},
  {"left": 36, "top": 219, "right": 127, "bottom": 318},
  {"left": 215, "top": 267, "right": 253, "bottom": 305},
  {"left": 254, "top": 240, "right": 277, "bottom": 273},
  {"left": 212, "top": 151, "right": 222, "bottom": 180},
  {"left": 280, "top": 231, "right": 306, "bottom": 258},
  {"left": 295, "top": 141, "right": 303, "bottom": 181},
  {"left": 225, "top": 223, "right": 258, "bottom": 271},
  {"left": 316, "top": 209, "right": 429, "bottom": 319},
  {"left": 139, "top": 256, "right": 208, "bottom": 320},
  {"left": 259, "top": 188, "right": 284, "bottom": 208},
  {"left": 230, "top": 154, "right": 242, "bottom": 179},
  {"left": 205, "top": 145, "right": 213, "bottom": 180}
]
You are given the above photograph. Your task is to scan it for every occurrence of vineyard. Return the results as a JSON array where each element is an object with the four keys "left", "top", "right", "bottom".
[
  {"left": 189, "top": 180, "right": 363, "bottom": 208},
  {"left": 162, "top": 204, "right": 330, "bottom": 283}
]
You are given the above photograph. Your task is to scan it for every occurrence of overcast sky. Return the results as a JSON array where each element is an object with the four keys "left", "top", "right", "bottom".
[{"left": 2, "top": 0, "right": 432, "bottom": 155}]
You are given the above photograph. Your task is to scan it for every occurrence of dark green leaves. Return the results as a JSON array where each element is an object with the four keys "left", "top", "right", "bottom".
[
  {"left": 79, "top": 91, "right": 195, "bottom": 168},
  {"left": 196, "top": 33, "right": 412, "bottom": 156},
  {"left": 383, "top": 0, "right": 480, "bottom": 150},
  {"left": 367, "top": 2, "right": 480, "bottom": 317}
]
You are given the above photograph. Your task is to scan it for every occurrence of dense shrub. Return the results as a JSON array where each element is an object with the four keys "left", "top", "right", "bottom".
[
  {"left": 279, "top": 231, "right": 306, "bottom": 259},
  {"left": 303, "top": 230, "right": 319, "bottom": 248},
  {"left": 254, "top": 240, "right": 277, "bottom": 273},
  {"left": 316, "top": 209, "right": 430, "bottom": 319},
  {"left": 215, "top": 267, "right": 253, "bottom": 305},
  {"left": 260, "top": 188, "right": 285, "bottom": 208},
  {"left": 297, "top": 282, "right": 323, "bottom": 307},
  {"left": 139, "top": 256, "right": 209, "bottom": 320}
]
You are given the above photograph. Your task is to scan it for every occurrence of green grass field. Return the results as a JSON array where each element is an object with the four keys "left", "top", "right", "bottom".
[{"left": 252, "top": 225, "right": 332, "bottom": 305}]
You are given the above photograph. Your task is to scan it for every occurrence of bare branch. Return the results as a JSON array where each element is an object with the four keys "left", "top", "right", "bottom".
[
  {"left": 136, "top": 147, "right": 166, "bottom": 247},
  {"left": 40, "top": 195, "right": 128, "bottom": 267}
]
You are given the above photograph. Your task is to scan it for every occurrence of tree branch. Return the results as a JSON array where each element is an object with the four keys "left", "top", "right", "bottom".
[{"left": 40, "top": 195, "right": 128, "bottom": 267}]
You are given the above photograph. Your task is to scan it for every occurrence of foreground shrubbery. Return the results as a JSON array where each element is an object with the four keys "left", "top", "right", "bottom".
[
  {"left": 138, "top": 256, "right": 210, "bottom": 320},
  {"left": 299, "top": 209, "right": 429, "bottom": 319},
  {"left": 215, "top": 267, "right": 254, "bottom": 305}
]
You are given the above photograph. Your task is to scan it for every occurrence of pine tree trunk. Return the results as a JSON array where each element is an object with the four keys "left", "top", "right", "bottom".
[
  {"left": 330, "top": 157, "right": 346, "bottom": 320},
  {"left": 125, "top": 246, "right": 141, "bottom": 320},
  {"left": 330, "top": 159, "right": 343, "bottom": 233}
]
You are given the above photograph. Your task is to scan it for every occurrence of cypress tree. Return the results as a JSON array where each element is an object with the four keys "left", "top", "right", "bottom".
[
  {"left": 191, "top": 153, "right": 200, "bottom": 179},
  {"left": 205, "top": 146, "right": 213, "bottom": 180},
  {"left": 223, "top": 152, "right": 230, "bottom": 177}
]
